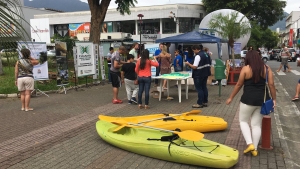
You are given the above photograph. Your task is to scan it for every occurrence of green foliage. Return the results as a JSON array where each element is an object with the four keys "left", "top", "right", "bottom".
[
  {"left": 208, "top": 11, "right": 251, "bottom": 48},
  {"left": 247, "top": 22, "right": 280, "bottom": 49},
  {"left": 202, "top": 0, "right": 286, "bottom": 28},
  {"left": 115, "top": 0, "right": 137, "bottom": 15}
]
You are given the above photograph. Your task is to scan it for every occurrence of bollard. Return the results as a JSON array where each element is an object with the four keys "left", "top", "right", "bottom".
[{"left": 259, "top": 115, "right": 273, "bottom": 150}]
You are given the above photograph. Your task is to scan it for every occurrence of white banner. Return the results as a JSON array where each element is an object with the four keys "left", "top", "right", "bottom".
[
  {"left": 99, "top": 45, "right": 106, "bottom": 80},
  {"left": 93, "top": 44, "right": 99, "bottom": 80},
  {"left": 75, "top": 42, "right": 96, "bottom": 77},
  {"left": 30, "top": 18, "right": 51, "bottom": 44},
  {"left": 18, "top": 42, "right": 48, "bottom": 80}
]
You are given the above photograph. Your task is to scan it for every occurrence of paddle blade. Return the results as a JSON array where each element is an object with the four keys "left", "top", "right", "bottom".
[
  {"left": 112, "top": 125, "right": 126, "bottom": 132},
  {"left": 188, "top": 110, "right": 202, "bottom": 114},
  {"left": 176, "top": 130, "right": 204, "bottom": 141}
]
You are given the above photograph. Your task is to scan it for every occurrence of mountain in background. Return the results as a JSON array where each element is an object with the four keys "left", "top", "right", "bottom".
[
  {"left": 269, "top": 12, "right": 289, "bottom": 31},
  {"left": 24, "top": 0, "right": 89, "bottom": 12}
]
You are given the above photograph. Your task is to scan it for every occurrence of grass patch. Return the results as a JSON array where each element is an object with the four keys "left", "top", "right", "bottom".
[{"left": 0, "top": 57, "right": 110, "bottom": 94}]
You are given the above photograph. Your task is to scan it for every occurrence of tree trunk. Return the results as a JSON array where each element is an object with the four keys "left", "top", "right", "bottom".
[
  {"left": 88, "top": 0, "right": 111, "bottom": 44},
  {"left": 228, "top": 40, "right": 236, "bottom": 69}
]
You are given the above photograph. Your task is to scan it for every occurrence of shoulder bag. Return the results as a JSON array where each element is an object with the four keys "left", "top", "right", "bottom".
[{"left": 260, "top": 66, "right": 274, "bottom": 115}]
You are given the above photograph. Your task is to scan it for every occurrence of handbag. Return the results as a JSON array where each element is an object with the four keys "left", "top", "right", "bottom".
[{"left": 260, "top": 66, "right": 274, "bottom": 115}]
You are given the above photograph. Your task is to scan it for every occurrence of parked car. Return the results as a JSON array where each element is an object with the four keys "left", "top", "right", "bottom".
[
  {"left": 240, "top": 50, "right": 247, "bottom": 58},
  {"left": 277, "top": 48, "right": 296, "bottom": 62},
  {"left": 261, "top": 51, "right": 269, "bottom": 63},
  {"left": 0, "top": 48, "right": 17, "bottom": 54},
  {"left": 47, "top": 50, "right": 56, "bottom": 57},
  {"left": 270, "top": 49, "right": 280, "bottom": 60},
  {"left": 240, "top": 50, "right": 269, "bottom": 63}
]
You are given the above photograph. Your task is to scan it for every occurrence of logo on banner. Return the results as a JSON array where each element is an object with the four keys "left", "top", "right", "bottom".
[{"left": 80, "top": 45, "right": 90, "bottom": 54}]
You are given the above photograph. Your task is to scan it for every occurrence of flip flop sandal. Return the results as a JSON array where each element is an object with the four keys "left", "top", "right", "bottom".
[{"left": 292, "top": 97, "right": 299, "bottom": 101}]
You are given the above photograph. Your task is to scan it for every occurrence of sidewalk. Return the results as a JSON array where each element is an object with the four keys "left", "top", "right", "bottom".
[{"left": 0, "top": 81, "right": 287, "bottom": 169}]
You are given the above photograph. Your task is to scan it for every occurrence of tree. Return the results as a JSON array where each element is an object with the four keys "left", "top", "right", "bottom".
[
  {"left": 208, "top": 12, "right": 251, "bottom": 66},
  {"left": 247, "top": 23, "right": 280, "bottom": 50},
  {"left": 202, "top": 0, "right": 286, "bottom": 28},
  {"left": 87, "top": 0, "right": 137, "bottom": 44},
  {"left": 0, "top": 0, "right": 29, "bottom": 75}
]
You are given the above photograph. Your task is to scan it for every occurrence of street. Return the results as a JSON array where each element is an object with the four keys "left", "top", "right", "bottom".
[{"left": 0, "top": 60, "right": 300, "bottom": 169}]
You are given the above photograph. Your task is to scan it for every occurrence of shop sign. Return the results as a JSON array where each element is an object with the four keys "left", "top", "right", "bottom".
[{"left": 141, "top": 34, "right": 161, "bottom": 41}]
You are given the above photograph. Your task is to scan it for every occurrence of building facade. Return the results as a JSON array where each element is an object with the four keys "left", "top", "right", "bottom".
[
  {"left": 33, "top": 4, "right": 206, "bottom": 43},
  {"left": 285, "top": 11, "right": 300, "bottom": 47}
]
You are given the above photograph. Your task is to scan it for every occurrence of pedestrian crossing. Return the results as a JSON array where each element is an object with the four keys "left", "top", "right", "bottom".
[{"left": 276, "top": 70, "right": 300, "bottom": 75}]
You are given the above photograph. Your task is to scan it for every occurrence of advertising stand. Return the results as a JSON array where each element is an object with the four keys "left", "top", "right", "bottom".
[
  {"left": 99, "top": 45, "right": 106, "bottom": 84},
  {"left": 74, "top": 42, "right": 96, "bottom": 87},
  {"left": 93, "top": 44, "right": 100, "bottom": 84},
  {"left": 55, "top": 41, "right": 69, "bottom": 94},
  {"left": 18, "top": 42, "right": 49, "bottom": 97}
]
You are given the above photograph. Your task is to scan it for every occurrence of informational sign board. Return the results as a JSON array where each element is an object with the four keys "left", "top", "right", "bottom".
[
  {"left": 55, "top": 42, "right": 69, "bottom": 86},
  {"left": 30, "top": 18, "right": 51, "bottom": 44},
  {"left": 75, "top": 42, "right": 96, "bottom": 77},
  {"left": 93, "top": 44, "right": 99, "bottom": 80},
  {"left": 99, "top": 45, "right": 106, "bottom": 80},
  {"left": 233, "top": 42, "right": 241, "bottom": 54},
  {"left": 145, "top": 43, "right": 159, "bottom": 76},
  {"left": 18, "top": 42, "right": 48, "bottom": 80}
]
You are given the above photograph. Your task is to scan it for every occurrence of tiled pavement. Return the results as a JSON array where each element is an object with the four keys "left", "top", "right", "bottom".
[{"left": 0, "top": 73, "right": 294, "bottom": 169}]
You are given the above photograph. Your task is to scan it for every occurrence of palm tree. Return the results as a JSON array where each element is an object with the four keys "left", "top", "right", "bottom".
[
  {"left": 208, "top": 11, "right": 251, "bottom": 67},
  {"left": 0, "top": 0, "right": 29, "bottom": 74}
]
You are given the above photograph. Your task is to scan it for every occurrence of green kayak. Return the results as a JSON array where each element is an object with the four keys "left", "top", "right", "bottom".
[{"left": 96, "top": 120, "right": 239, "bottom": 168}]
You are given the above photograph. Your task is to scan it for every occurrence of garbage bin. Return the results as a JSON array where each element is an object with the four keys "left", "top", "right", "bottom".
[{"left": 214, "top": 59, "right": 226, "bottom": 80}]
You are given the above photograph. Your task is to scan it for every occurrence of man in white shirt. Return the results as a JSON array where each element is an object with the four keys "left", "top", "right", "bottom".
[{"left": 129, "top": 42, "right": 139, "bottom": 60}]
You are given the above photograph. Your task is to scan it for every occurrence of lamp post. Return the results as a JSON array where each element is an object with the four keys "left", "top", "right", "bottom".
[{"left": 137, "top": 14, "right": 144, "bottom": 56}]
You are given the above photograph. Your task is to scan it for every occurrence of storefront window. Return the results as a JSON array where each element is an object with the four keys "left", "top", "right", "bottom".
[
  {"left": 162, "top": 18, "right": 176, "bottom": 34},
  {"left": 137, "top": 19, "right": 160, "bottom": 34},
  {"left": 117, "top": 21, "right": 135, "bottom": 34},
  {"left": 179, "top": 18, "right": 195, "bottom": 33}
]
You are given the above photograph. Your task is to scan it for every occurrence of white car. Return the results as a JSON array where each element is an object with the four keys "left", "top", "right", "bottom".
[
  {"left": 241, "top": 50, "right": 247, "bottom": 58},
  {"left": 47, "top": 50, "right": 56, "bottom": 57}
]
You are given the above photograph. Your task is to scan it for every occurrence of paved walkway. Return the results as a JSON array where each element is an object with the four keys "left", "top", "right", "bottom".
[{"left": 0, "top": 78, "right": 293, "bottom": 169}]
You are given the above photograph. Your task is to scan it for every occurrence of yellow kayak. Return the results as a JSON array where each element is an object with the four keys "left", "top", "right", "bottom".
[{"left": 99, "top": 110, "right": 227, "bottom": 132}]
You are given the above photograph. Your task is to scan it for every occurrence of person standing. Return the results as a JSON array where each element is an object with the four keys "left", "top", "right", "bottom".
[
  {"left": 226, "top": 50, "right": 276, "bottom": 157},
  {"left": 129, "top": 42, "right": 139, "bottom": 60},
  {"left": 121, "top": 54, "right": 139, "bottom": 104},
  {"left": 135, "top": 49, "right": 159, "bottom": 109},
  {"left": 154, "top": 43, "right": 163, "bottom": 87},
  {"left": 185, "top": 45, "right": 210, "bottom": 108},
  {"left": 292, "top": 79, "right": 300, "bottom": 101},
  {"left": 173, "top": 49, "right": 183, "bottom": 72},
  {"left": 106, "top": 47, "right": 114, "bottom": 83},
  {"left": 110, "top": 46, "right": 127, "bottom": 104},
  {"left": 158, "top": 45, "right": 171, "bottom": 90},
  {"left": 185, "top": 47, "right": 194, "bottom": 71},
  {"left": 277, "top": 47, "right": 291, "bottom": 72},
  {"left": 15, "top": 48, "right": 39, "bottom": 111}
]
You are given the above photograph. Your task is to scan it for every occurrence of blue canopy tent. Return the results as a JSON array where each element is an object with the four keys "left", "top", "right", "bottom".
[{"left": 155, "top": 31, "right": 228, "bottom": 59}]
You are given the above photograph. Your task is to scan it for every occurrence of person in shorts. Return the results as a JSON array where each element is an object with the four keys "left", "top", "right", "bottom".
[
  {"left": 110, "top": 46, "right": 127, "bottom": 104},
  {"left": 15, "top": 48, "right": 39, "bottom": 111},
  {"left": 121, "top": 54, "right": 139, "bottom": 104}
]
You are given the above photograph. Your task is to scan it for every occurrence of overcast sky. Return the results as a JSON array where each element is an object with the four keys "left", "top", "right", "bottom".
[{"left": 81, "top": 0, "right": 299, "bottom": 14}]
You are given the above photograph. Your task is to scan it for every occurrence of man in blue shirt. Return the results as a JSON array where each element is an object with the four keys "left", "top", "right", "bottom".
[
  {"left": 154, "top": 43, "right": 163, "bottom": 87},
  {"left": 174, "top": 49, "right": 183, "bottom": 72}
]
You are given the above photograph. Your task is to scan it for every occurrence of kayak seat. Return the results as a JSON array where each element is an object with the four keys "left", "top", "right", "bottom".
[{"left": 163, "top": 117, "right": 176, "bottom": 121}]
